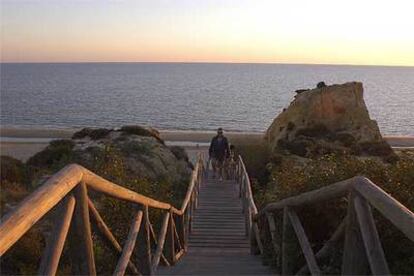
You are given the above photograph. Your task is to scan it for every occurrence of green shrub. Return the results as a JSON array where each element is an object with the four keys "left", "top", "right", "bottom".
[
  {"left": 0, "top": 156, "right": 27, "bottom": 186},
  {"left": 120, "top": 141, "right": 153, "bottom": 157},
  {"left": 26, "top": 139, "right": 75, "bottom": 186},
  {"left": 239, "top": 144, "right": 414, "bottom": 274},
  {"left": 236, "top": 143, "right": 270, "bottom": 186},
  {"left": 119, "top": 125, "right": 164, "bottom": 144},
  {"left": 169, "top": 146, "right": 189, "bottom": 161},
  {"left": 0, "top": 160, "right": 45, "bottom": 275}
]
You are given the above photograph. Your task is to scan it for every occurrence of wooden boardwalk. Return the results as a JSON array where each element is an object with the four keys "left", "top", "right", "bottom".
[{"left": 159, "top": 173, "right": 272, "bottom": 275}]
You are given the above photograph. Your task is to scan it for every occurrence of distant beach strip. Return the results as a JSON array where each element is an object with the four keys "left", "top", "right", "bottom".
[{"left": 1, "top": 127, "right": 413, "bottom": 161}]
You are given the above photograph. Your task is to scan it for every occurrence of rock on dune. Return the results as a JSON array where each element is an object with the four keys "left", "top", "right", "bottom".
[
  {"left": 24, "top": 125, "right": 192, "bottom": 187},
  {"left": 265, "top": 82, "right": 394, "bottom": 159}
]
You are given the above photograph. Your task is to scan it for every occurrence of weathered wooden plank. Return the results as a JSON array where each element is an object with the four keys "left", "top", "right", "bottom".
[
  {"left": 113, "top": 210, "right": 143, "bottom": 276},
  {"left": 287, "top": 209, "right": 320, "bottom": 275},
  {"left": 167, "top": 211, "right": 177, "bottom": 264},
  {"left": 0, "top": 164, "right": 83, "bottom": 255},
  {"left": 151, "top": 212, "right": 170, "bottom": 273},
  {"left": 144, "top": 206, "right": 153, "bottom": 275},
  {"left": 38, "top": 195, "right": 76, "bottom": 276},
  {"left": 148, "top": 218, "right": 170, "bottom": 266},
  {"left": 253, "top": 223, "right": 264, "bottom": 255},
  {"left": 82, "top": 170, "right": 178, "bottom": 213},
  {"left": 239, "top": 156, "right": 258, "bottom": 215},
  {"left": 256, "top": 177, "right": 355, "bottom": 218},
  {"left": 266, "top": 212, "right": 281, "bottom": 271},
  {"left": 342, "top": 192, "right": 369, "bottom": 275},
  {"left": 88, "top": 199, "right": 140, "bottom": 274},
  {"left": 282, "top": 207, "right": 296, "bottom": 275},
  {"left": 179, "top": 161, "right": 200, "bottom": 213},
  {"left": 175, "top": 248, "right": 185, "bottom": 261},
  {"left": 72, "top": 182, "right": 96, "bottom": 275},
  {"left": 354, "top": 195, "right": 390, "bottom": 275},
  {"left": 171, "top": 215, "right": 183, "bottom": 251},
  {"left": 354, "top": 176, "right": 414, "bottom": 242},
  {"left": 297, "top": 217, "right": 346, "bottom": 275}
]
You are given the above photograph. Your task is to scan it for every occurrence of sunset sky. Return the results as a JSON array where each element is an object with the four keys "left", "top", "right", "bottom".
[{"left": 1, "top": 0, "right": 413, "bottom": 66}]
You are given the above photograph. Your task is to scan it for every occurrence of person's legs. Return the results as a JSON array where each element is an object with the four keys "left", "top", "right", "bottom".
[
  {"left": 224, "top": 159, "right": 230, "bottom": 180},
  {"left": 211, "top": 158, "right": 217, "bottom": 178},
  {"left": 217, "top": 158, "right": 224, "bottom": 181}
]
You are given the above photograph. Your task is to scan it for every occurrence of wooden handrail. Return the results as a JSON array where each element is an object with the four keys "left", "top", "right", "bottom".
[
  {"left": 2, "top": 148, "right": 412, "bottom": 276},
  {"left": 235, "top": 154, "right": 414, "bottom": 275},
  {"left": 0, "top": 153, "right": 205, "bottom": 276}
]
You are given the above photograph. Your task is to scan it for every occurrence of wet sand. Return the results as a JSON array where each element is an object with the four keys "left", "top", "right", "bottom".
[{"left": 1, "top": 127, "right": 413, "bottom": 161}]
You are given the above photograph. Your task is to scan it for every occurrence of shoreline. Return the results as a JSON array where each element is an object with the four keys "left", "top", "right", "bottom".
[{"left": 1, "top": 127, "right": 414, "bottom": 161}]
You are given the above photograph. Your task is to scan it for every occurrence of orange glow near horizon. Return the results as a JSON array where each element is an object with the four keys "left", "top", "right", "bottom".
[{"left": 1, "top": 0, "right": 414, "bottom": 66}]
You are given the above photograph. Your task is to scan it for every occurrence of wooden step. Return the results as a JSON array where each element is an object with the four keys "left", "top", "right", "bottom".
[{"left": 158, "top": 176, "right": 273, "bottom": 275}]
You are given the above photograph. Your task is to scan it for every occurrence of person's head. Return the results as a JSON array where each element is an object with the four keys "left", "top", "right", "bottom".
[
  {"left": 230, "top": 145, "right": 235, "bottom": 150},
  {"left": 217, "top": 128, "right": 224, "bottom": 137}
]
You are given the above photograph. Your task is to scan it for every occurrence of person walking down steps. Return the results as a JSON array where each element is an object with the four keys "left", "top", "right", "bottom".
[{"left": 209, "top": 128, "right": 230, "bottom": 181}]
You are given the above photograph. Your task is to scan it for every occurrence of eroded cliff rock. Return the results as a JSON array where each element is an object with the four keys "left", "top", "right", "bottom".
[{"left": 265, "top": 82, "right": 394, "bottom": 159}]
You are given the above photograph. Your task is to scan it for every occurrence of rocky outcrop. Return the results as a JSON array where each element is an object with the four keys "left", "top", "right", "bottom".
[
  {"left": 265, "top": 82, "right": 394, "bottom": 159},
  {"left": 26, "top": 125, "right": 192, "bottom": 186}
]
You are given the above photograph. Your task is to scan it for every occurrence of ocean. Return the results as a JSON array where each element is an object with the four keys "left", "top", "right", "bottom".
[{"left": 1, "top": 63, "right": 413, "bottom": 135}]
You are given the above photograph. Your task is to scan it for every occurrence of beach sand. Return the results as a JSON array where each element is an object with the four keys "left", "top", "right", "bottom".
[{"left": 1, "top": 127, "right": 413, "bottom": 161}]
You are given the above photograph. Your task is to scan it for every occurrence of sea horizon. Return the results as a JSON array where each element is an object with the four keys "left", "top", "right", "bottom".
[
  {"left": 1, "top": 61, "right": 414, "bottom": 68},
  {"left": 1, "top": 62, "right": 414, "bottom": 136}
]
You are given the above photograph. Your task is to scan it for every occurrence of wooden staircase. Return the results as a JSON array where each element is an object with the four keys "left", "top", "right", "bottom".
[
  {"left": 159, "top": 174, "right": 272, "bottom": 275},
  {"left": 1, "top": 153, "right": 413, "bottom": 275}
]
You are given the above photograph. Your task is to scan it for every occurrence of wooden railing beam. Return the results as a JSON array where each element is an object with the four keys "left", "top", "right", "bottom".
[
  {"left": 297, "top": 217, "right": 346, "bottom": 275},
  {"left": 148, "top": 218, "right": 170, "bottom": 266},
  {"left": 71, "top": 182, "right": 96, "bottom": 276},
  {"left": 354, "top": 195, "right": 390, "bottom": 275},
  {"left": 0, "top": 164, "right": 83, "bottom": 255},
  {"left": 256, "top": 177, "right": 355, "bottom": 219},
  {"left": 287, "top": 209, "right": 320, "bottom": 276},
  {"left": 143, "top": 206, "right": 153, "bottom": 275},
  {"left": 354, "top": 177, "right": 414, "bottom": 242},
  {"left": 266, "top": 212, "right": 281, "bottom": 272},
  {"left": 342, "top": 192, "right": 369, "bottom": 275},
  {"left": 282, "top": 207, "right": 296, "bottom": 275},
  {"left": 114, "top": 210, "right": 143, "bottom": 276},
  {"left": 38, "top": 195, "right": 76, "bottom": 276},
  {"left": 83, "top": 171, "right": 177, "bottom": 213},
  {"left": 151, "top": 212, "right": 170, "bottom": 273},
  {"left": 88, "top": 199, "right": 140, "bottom": 274}
]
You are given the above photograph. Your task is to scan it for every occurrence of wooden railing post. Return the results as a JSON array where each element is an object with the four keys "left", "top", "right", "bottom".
[
  {"left": 177, "top": 212, "right": 187, "bottom": 251},
  {"left": 71, "top": 182, "right": 96, "bottom": 276},
  {"left": 114, "top": 210, "right": 143, "bottom": 276},
  {"left": 342, "top": 192, "right": 369, "bottom": 275},
  {"left": 354, "top": 195, "right": 390, "bottom": 275},
  {"left": 266, "top": 212, "right": 281, "bottom": 273},
  {"left": 38, "top": 195, "right": 76, "bottom": 276},
  {"left": 287, "top": 209, "right": 320, "bottom": 275},
  {"left": 297, "top": 218, "right": 346, "bottom": 275},
  {"left": 249, "top": 223, "right": 260, "bottom": 255},
  {"left": 151, "top": 212, "right": 170, "bottom": 273},
  {"left": 143, "top": 205, "right": 153, "bottom": 275},
  {"left": 165, "top": 211, "right": 176, "bottom": 265},
  {"left": 88, "top": 199, "right": 140, "bottom": 274},
  {"left": 282, "top": 207, "right": 296, "bottom": 275},
  {"left": 188, "top": 195, "right": 193, "bottom": 234}
]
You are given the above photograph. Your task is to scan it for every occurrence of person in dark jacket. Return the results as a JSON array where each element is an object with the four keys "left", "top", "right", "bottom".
[{"left": 209, "top": 128, "right": 230, "bottom": 180}]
